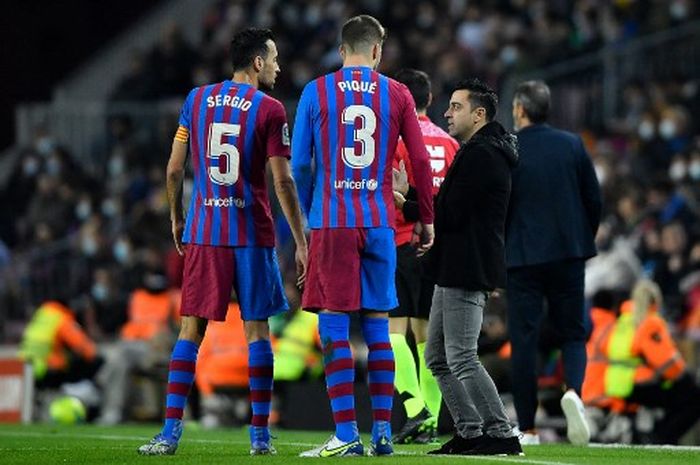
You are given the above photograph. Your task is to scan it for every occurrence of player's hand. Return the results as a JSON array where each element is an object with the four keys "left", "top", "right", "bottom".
[
  {"left": 295, "top": 243, "right": 308, "bottom": 290},
  {"left": 393, "top": 191, "right": 406, "bottom": 209},
  {"left": 416, "top": 222, "right": 434, "bottom": 257},
  {"left": 392, "top": 160, "right": 409, "bottom": 195},
  {"left": 171, "top": 219, "right": 185, "bottom": 256}
]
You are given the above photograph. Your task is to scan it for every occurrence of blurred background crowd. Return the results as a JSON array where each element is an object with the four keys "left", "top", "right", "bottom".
[{"left": 1, "top": 0, "right": 699, "bottom": 443}]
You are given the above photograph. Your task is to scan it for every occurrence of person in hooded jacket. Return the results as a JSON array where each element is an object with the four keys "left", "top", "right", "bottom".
[{"left": 423, "top": 78, "right": 521, "bottom": 456}]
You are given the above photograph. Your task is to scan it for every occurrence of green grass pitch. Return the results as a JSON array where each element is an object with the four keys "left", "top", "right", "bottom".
[{"left": 1, "top": 423, "right": 699, "bottom": 465}]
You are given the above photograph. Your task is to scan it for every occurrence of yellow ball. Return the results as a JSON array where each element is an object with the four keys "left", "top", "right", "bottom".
[{"left": 49, "top": 396, "right": 87, "bottom": 425}]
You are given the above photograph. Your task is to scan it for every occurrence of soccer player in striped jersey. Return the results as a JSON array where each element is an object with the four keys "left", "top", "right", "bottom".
[
  {"left": 292, "top": 15, "right": 434, "bottom": 457},
  {"left": 138, "top": 28, "right": 307, "bottom": 456},
  {"left": 389, "top": 69, "right": 459, "bottom": 445}
]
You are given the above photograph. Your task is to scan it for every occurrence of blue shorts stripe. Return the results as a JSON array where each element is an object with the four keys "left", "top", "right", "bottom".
[{"left": 233, "top": 247, "right": 288, "bottom": 320}]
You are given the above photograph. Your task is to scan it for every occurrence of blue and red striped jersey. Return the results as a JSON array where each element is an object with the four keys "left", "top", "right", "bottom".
[
  {"left": 291, "top": 66, "right": 434, "bottom": 229},
  {"left": 176, "top": 80, "right": 290, "bottom": 247}
]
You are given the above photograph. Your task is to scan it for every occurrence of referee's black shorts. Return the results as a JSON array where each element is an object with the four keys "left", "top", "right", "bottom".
[{"left": 389, "top": 243, "right": 434, "bottom": 319}]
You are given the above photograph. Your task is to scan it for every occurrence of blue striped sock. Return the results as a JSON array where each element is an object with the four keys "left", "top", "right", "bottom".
[
  {"left": 361, "top": 316, "right": 394, "bottom": 442},
  {"left": 162, "top": 339, "right": 199, "bottom": 440},
  {"left": 248, "top": 339, "right": 274, "bottom": 429},
  {"left": 319, "top": 313, "right": 358, "bottom": 442}
]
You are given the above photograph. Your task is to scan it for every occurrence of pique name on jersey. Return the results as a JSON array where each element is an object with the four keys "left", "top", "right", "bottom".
[
  {"left": 337, "top": 80, "right": 377, "bottom": 94},
  {"left": 206, "top": 94, "right": 252, "bottom": 111}
]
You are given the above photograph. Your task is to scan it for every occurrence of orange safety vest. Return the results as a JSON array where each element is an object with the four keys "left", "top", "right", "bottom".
[
  {"left": 19, "top": 301, "right": 96, "bottom": 379},
  {"left": 622, "top": 300, "right": 685, "bottom": 384},
  {"left": 120, "top": 289, "right": 177, "bottom": 341},
  {"left": 582, "top": 307, "right": 629, "bottom": 411},
  {"left": 195, "top": 303, "right": 249, "bottom": 395}
]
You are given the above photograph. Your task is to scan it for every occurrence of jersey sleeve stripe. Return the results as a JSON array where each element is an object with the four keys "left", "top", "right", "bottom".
[
  {"left": 325, "top": 73, "right": 339, "bottom": 228},
  {"left": 376, "top": 75, "right": 390, "bottom": 226},
  {"left": 209, "top": 81, "right": 230, "bottom": 246},
  {"left": 242, "top": 89, "right": 263, "bottom": 246},
  {"left": 183, "top": 86, "right": 207, "bottom": 244},
  {"left": 202, "top": 82, "right": 225, "bottom": 244}
]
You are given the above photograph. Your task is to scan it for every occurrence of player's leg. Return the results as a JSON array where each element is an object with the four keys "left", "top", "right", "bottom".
[
  {"left": 299, "top": 229, "right": 363, "bottom": 457},
  {"left": 412, "top": 316, "right": 441, "bottom": 443},
  {"left": 236, "top": 247, "right": 289, "bottom": 455},
  {"left": 138, "top": 244, "right": 232, "bottom": 456},
  {"left": 389, "top": 244, "right": 428, "bottom": 443},
  {"left": 361, "top": 228, "right": 398, "bottom": 455},
  {"left": 390, "top": 317, "right": 426, "bottom": 427},
  {"left": 413, "top": 275, "right": 442, "bottom": 442}
]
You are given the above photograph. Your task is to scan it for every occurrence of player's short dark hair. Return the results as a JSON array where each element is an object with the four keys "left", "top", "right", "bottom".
[
  {"left": 452, "top": 78, "right": 498, "bottom": 121},
  {"left": 341, "top": 15, "right": 386, "bottom": 54},
  {"left": 395, "top": 69, "right": 431, "bottom": 111},
  {"left": 514, "top": 80, "right": 551, "bottom": 123},
  {"left": 230, "top": 28, "right": 274, "bottom": 72}
]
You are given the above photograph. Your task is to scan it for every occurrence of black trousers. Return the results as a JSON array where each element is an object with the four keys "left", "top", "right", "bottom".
[
  {"left": 506, "top": 258, "right": 587, "bottom": 431},
  {"left": 628, "top": 374, "right": 700, "bottom": 444}
]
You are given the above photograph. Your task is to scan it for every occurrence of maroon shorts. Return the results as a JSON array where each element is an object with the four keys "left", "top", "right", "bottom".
[
  {"left": 301, "top": 228, "right": 397, "bottom": 312},
  {"left": 180, "top": 244, "right": 287, "bottom": 321}
]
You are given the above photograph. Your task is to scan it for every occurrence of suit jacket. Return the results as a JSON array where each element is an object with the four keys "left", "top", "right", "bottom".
[
  {"left": 505, "top": 123, "right": 601, "bottom": 268},
  {"left": 426, "top": 121, "right": 518, "bottom": 291}
]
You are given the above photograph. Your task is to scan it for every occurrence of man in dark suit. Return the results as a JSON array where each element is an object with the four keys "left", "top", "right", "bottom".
[
  {"left": 506, "top": 80, "right": 602, "bottom": 446},
  {"left": 424, "top": 78, "right": 521, "bottom": 456}
]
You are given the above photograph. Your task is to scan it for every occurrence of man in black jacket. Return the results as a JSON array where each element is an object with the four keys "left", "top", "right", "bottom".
[
  {"left": 506, "top": 80, "right": 602, "bottom": 446},
  {"left": 423, "top": 79, "right": 521, "bottom": 456}
]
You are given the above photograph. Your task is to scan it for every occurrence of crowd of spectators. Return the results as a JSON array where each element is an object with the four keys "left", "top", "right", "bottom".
[{"left": 0, "top": 0, "right": 699, "bottom": 436}]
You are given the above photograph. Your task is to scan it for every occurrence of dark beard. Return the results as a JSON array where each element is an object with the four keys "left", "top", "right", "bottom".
[{"left": 258, "top": 79, "right": 274, "bottom": 92}]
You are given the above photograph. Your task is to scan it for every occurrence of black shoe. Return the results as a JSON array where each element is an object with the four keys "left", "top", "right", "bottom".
[
  {"left": 412, "top": 426, "right": 440, "bottom": 445},
  {"left": 427, "top": 434, "right": 485, "bottom": 455},
  {"left": 392, "top": 408, "right": 432, "bottom": 444},
  {"left": 464, "top": 435, "right": 523, "bottom": 456}
]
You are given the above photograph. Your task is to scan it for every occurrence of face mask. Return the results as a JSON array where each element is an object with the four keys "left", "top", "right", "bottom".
[
  {"left": 500, "top": 45, "right": 518, "bottom": 66},
  {"left": 669, "top": 161, "right": 687, "bottom": 181},
  {"left": 670, "top": 1, "right": 688, "bottom": 20},
  {"left": 91, "top": 284, "right": 108, "bottom": 302},
  {"left": 659, "top": 119, "right": 677, "bottom": 140},
  {"left": 75, "top": 200, "right": 92, "bottom": 221},
  {"left": 101, "top": 198, "right": 118, "bottom": 217},
  {"left": 638, "top": 120, "right": 655, "bottom": 140},
  {"left": 689, "top": 161, "right": 700, "bottom": 180},
  {"left": 81, "top": 237, "right": 98, "bottom": 256},
  {"left": 46, "top": 157, "right": 61, "bottom": 176},
  {"left": 35, "top": 137, "right": 54, "bottom": 156},
  {"left": 113, "top": 240, "right": 131, "bottom": 264},
  {"left": 109, "top": 156, "right": 125, "bottom": 177},
  {"left": 23, "top": 158, "right": 39, "bottom": 177}
]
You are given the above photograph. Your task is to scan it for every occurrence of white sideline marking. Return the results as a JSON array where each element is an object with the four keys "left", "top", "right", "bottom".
[
  {"left": 589, "top": 442, "right": 700, "bottom": 452},
  {"left": 1, "top": 430, "right": 699, "bottom": 464}
]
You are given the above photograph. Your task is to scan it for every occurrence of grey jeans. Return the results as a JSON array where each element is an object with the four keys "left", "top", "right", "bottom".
[{"left": 425, "top": 286, "right": 513, "bottom": 439}]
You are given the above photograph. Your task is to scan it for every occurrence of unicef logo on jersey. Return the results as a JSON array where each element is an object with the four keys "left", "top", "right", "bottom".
[{"left": 334, "top": 178, "right": 378, "bottom": 191}]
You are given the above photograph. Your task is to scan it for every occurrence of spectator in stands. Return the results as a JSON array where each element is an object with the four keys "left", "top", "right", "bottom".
[
  {"left": 96, "top": 271, "right": 178, "bottom": 425},
  {"left": 82, "top": 267, "right": 128, "bottom": 340},
  {"left": 507, "top": 80, "right": 601, "bottom": 446},
  {"left": 19, "top": 300, "right": 102, "bottom": 390},
  {"left": 196, "top": 299, "right": 249, "bottom": 429},
  {"left": 592, "top": 280, "right": 700, "bottom": 444}
]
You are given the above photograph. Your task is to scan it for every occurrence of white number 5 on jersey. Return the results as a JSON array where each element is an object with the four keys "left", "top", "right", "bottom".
[{"left": 207, "top": 122, "right": 240, "bottom": 185}]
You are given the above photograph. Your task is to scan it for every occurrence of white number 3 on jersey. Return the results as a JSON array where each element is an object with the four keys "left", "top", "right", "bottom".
[{"left": 341, "top": 105, "right": 376, "bottom": 169}]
